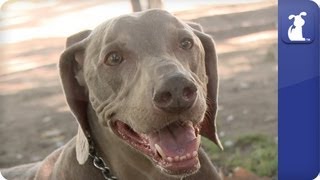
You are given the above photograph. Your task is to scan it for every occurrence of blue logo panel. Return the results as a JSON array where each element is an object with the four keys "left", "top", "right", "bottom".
[
  {"left": 281, "top": 6, "right": 315, "bottom": 44},
  {"left": 279, "top": 0, "right": 319, "bottom": 179}
]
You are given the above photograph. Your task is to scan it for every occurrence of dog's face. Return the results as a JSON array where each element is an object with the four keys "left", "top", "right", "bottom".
[{"left": 59, "top": 9, "right": 222, "bottom": 177}]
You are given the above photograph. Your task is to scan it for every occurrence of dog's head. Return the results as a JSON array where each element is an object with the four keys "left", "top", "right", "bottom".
[
  {"left": 289, "top": 12, "right": 307, "bottom": 27},
  {"left": 59, "top": 9, "right": 222, "bottom": 177}
]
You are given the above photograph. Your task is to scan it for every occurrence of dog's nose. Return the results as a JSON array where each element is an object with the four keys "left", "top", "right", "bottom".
[{"left": 153, "top": 74, "right": 197, "bottom": 113}]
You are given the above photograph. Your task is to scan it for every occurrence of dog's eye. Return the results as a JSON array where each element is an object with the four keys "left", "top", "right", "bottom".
[
  {"left": 105, "top": 52, "right": 123, "bottom": 66},
  {"left": 180, "top": 38, "right": 193, "bottom": 50}
]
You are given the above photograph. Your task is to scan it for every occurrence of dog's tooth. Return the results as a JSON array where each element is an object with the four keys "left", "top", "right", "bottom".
[
  {"left": 195, "top": 127, "right": 200, "bottom": 135},
  {"left": 167, "top": 157, "right": 173, "bottom": 162},
  {"left": 194, "top": 163, "right": 200, "bottom": 168},
  {"left": 179, "top": 155, "right": 186, "bottom": 161},
  {"left": 186, "top": 153, "right": 191, "bottom": 159},
  {"left": 174, "top": 156, "right": 179, "bottom": 161},
  {"left": 155, "top": 144, "right": 166, "bottom": 158},
  {"left": 192, "top": 151, "right": 197, "bottom": 157},
  {"left": 196, "top": 135, "right": 201, "bottom": 148}
]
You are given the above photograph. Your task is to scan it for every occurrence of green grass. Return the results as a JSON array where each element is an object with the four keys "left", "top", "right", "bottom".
[{"left": 202, "top": 134, "right": 277, "bottom": 178}]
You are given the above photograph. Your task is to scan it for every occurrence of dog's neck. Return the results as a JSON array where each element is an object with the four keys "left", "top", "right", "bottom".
[{"left": 43, "top": 137, "right": 104, "bottom": 180}]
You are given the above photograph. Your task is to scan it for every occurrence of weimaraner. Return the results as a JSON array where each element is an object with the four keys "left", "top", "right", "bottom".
[{"left": 2, "top": 9, "right": 223, "bottom": 180}]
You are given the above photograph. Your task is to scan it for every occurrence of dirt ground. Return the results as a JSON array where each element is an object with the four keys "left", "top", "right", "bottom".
[{"left": 0, "top": 0, "right": 277, "bottom": 171}]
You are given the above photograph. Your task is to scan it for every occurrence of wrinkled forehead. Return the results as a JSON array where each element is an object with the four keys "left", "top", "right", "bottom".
[
  {"left": 112, "top": 10, "right": 184, "bottom": 36},
  {"left": 101, "top": 10, "right": 190, "bottom": 49}
]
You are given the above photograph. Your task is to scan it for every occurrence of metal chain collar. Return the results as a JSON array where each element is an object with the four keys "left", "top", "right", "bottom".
[{"left": 88, "top": 138, "right": 117, "bottom": 180}]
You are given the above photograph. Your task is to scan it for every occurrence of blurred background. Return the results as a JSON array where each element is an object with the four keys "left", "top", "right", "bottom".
[{"left": 0, "top": 0, "right": 277, "bottom": 179}]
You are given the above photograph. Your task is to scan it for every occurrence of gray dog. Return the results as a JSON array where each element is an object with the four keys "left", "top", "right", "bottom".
[{"left": 2, "top": 9, "right": 223, "bottom": 180}]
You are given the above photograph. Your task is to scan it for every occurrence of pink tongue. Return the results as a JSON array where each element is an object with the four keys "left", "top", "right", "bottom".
[{"left": 148, "top": 122, "right": 198, "bottom": 157}]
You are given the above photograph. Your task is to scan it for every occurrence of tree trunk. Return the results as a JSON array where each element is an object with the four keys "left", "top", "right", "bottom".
[
  {"left": 148, "top": 0, "right": 163, "bottom": 9},
  {"left": 131, "top": 0, "right": 142, "bottom": 12}
]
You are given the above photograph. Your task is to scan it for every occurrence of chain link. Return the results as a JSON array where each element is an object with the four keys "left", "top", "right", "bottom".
[{"left": 88, "top": 138, "right": 117, "bottom": 180}]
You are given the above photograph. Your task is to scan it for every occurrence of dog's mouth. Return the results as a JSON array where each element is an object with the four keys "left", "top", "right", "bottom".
[{"left": 111, "top": 120, "right": 201, "bottom": 176}]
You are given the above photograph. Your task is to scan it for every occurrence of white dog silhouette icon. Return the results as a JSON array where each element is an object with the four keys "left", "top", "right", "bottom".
[{"left": 288, "top": 12, "right": 308, "bottom": 41}]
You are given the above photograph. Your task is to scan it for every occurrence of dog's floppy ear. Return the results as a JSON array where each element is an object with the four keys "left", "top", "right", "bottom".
[
  {"left": 59, "top": 30, "right": 92, "bottom": 164},
  {"left": 186, "top": 21, "right": 203, "bottom": 32},
  {"left": 188, "top": 23, "right": 223, "bottom": 150},
  {"left": 300, "top": 12, "right": 307, "bottom": 16},
  {"left": 288, "top": 15, "right": 295, "bottom": 20}
]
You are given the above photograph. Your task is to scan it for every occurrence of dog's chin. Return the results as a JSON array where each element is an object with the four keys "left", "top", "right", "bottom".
[{"left": 110, "top": 119, "right": 201, "bottom": 176}]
